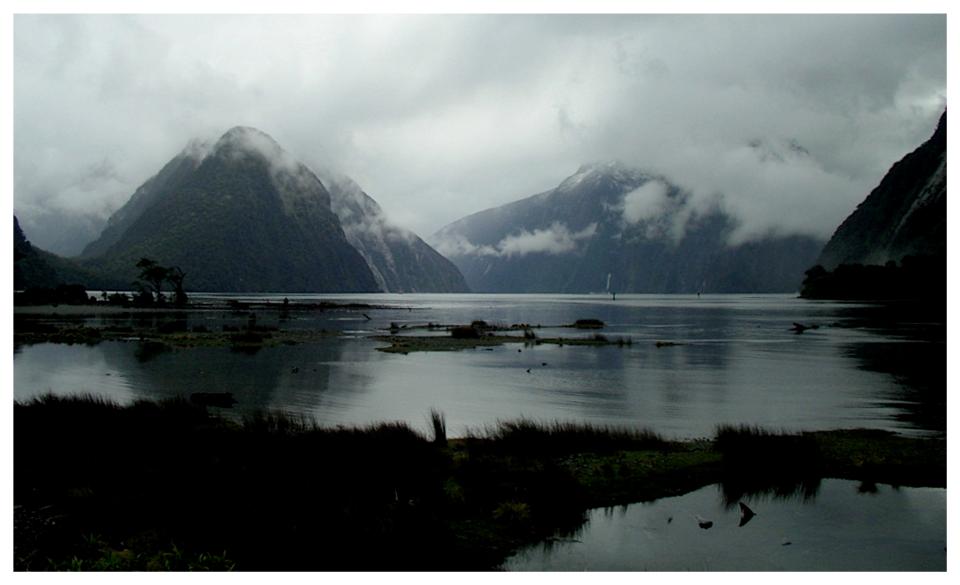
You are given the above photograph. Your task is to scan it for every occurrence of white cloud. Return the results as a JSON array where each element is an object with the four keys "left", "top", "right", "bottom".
[
  {"left": 497, "top": 222, "right": 597, "bottom": 257},
  {"left": 431, "top": 234, "right": 498, "bottom": 258},
  {"left": 622, "top": 181, "right": 670, "bottom": 225},
  {"left": 12, "top": 14, "right": 946, "bottom": 252},
  {"left": 433, "top": 221, "right": 598, "bottom": 258}
]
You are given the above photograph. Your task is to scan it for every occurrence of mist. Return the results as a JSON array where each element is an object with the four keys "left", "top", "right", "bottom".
[{"left": 13, "top": 14, "right": 945, "bottom": 254}]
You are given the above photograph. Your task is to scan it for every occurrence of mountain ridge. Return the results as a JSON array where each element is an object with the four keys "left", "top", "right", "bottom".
[
  {"left": 432, "top": 162, "right": 823, "bottom": 293},
  {"left": 27, "top": 127, "right": 468, "bottom": 293},
  {"left": 815, "top": 111, "right": 946, "bottom": 270}
]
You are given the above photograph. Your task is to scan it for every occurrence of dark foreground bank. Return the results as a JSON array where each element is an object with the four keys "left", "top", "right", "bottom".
[{"left": 14, "top": 395, "right": 945, "bottom": 571}]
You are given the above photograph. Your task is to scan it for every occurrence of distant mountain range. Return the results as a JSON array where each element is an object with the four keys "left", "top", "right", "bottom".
[
  {"left": 432, "top": 162, "right": 823, "bottom": 293},
  {"left": 14, "top": 216, "right": 98, "bottom": 291},
  {"left": 16, "top": 113, "right": 944, "bottom": 298},
  {"left": 16, "top": 127, "right": 468, "bottom": 293}
]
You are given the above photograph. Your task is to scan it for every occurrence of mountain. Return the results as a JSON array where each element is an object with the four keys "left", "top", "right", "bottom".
[
  {"left": 80, "top": 139, "right": 211, "bottom": 260},
  {"left": 323, "top": 174, "right": 469, "bottom": 293},
  {"left": 800, "top": 111, "right": 945, "bottom": 301},
  {"left": 18, "top": 209, "right": 107, "bottom": 257},
  {"left": 815, "top": 111, "right": 946, "bottom": 270},
  {"left": 80, "top": 127, "right": 385, "bottom": 292},
  {"left": 432, "top": 162, "right": 823, "bottom": 293},
  {"left": 14, "top": 216, "right": 97, "bottom": 291}
]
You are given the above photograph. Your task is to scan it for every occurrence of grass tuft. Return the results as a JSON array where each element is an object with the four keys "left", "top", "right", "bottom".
[
  {"left": 430, "top": 409, "right": 447, "bottom": 445},
  {"left": 714, "top": 424, "right": 823, "bottom": 504},
  {"left": 473, "top": 418, "right": 668, "bottom": 455}
]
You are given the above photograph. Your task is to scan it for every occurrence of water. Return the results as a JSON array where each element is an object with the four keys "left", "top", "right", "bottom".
[
  {"left": 13, "top": 293, "right": 946, "bottom": 571},
  {"left": 503, "top": 480, "right": 947, "bottom": 571},
  {"left": 13, "top": 293, "right": 944, "bottom": 439}
]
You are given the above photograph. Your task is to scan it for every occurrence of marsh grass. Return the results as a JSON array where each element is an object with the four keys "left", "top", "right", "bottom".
[
  {"left": 430, "top": 409, "right": 447, "bottom": 445},
  {"left": 241, "top": 410, "right": 320, "bottom": 434},
  {"left": 14, "top": 396, "right": 944, "bottom": 571},
  {"left": 474, "top": 419, "right": 668, "bottom": 455},
  {"left": 15, "top": 394, "right": 448, "bottom": 570},
  {"left": 714, "top": 424, "right": 824, "bottom": 505}
]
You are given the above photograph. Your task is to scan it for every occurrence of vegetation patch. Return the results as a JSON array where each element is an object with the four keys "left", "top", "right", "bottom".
[
  {"left": 13, "top": 314, "right": 342, "bottom": 350},
  {"left": 568, "top": 319, "right": 605, "bottom": 329},
  {"left": 371, "top": 333, "right": 632, "bottom": 353},
  {"left": 14, "top": 396, "right": 945, "bottom": 571}
]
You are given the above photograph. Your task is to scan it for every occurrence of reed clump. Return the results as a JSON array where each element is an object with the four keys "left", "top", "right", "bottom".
[
  {"left": 713, "top": 424, "right": 824, "bottom": 503},
  {"left": 430, "top": 408, "right": 447, "bottom": 445},
  {"left": 475, "top": 418, "right": 668, "bottom": 456}
]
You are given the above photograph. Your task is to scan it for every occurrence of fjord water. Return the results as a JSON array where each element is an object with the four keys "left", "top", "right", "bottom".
[
  {"left": 14, "top": 293, "right": 943, "bottom": 439},
  {"left": 504, "top": 479, "right": 946, "bottom": 571}
]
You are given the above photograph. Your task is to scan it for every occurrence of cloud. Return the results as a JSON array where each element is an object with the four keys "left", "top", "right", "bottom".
[
  {"left": 431, "top": 234, "right": 498, "bottom": 258},
  {"left": 621, "top": 181, "right": 670, "bottom": 225},
  {"left": 497, "top": 222, "right": 598, "bottom": 257},
  {"left": 435, "top": 221, "right": 598, "bottom": 258},
  {"left": 617, "top": 180, "right": 698, "bottom": 243},
  {"left": 324, "top": 172, "right": 418, "bottom": 247},
  {"left": 12, "top": 14, "right": 946, "bottom": 254}
]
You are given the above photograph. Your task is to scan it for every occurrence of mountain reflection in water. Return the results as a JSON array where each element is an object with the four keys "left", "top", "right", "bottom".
[{"left": 13, "top": 294, "right": 944, "bottom": 438}]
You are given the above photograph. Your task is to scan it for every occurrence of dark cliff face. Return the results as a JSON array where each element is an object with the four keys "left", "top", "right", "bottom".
[
  {"left": 816, "top": 112, "right": 946, "bottom": 271},
  {"left": 80, "top": 127, "right": 381, "bottom": 293},
  {"left": 325, "top": 175, "right": 470, "bottom": 293},
  {"left": 432, "top": 163, "right": 823, "bottom": 294},
  {"left": 80, "top": 149, "right": 204, "bottom": 259}
]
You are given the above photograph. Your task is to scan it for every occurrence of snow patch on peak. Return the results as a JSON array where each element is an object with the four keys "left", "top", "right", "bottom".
[{"left": 559, "top": 161, "right": 653, "bottom": 193}]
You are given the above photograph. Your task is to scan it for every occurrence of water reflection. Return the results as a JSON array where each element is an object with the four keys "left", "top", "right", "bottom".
[
  {"left": 831, "top": 302, "right": 946, "bottom": 436},
  {"left": 13, "top": 294, "right": 945, "bottom": 438},
  {"left": 845, "top": 341, "right": 946, "bottom": 435},
  {"left": 13, "top": 339, "right": 371, "bottom": 420},
  {"left": 504, "top": 480, "right": 946, "bottom": 571}
]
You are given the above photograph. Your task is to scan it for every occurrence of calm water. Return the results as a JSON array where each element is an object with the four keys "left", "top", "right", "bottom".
[
  {"left": 13, "top": 293, "right": 945, "bottom": 439},
  {"left": 503, "top": 480, "right": 947, "bottom": 571}
]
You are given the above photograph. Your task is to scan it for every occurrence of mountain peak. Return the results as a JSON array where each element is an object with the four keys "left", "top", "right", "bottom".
[
  {"left": 76, "top": 127, "right": 468, "bottom": 293},
  {"left": 574, "top": 160, "right": 634, "bottom": 176},
  {"left": 560, "top": 161, "right": 652, "bottom": 193},
  {"left": 222, "top": 125, "right": 273, "bottom": 140},
  {"left": 214, "top": 126, "right": 282, "bottom": 155}
]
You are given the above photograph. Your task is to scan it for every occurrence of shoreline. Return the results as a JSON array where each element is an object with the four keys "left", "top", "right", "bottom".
[{"left": 13, "top": 395, "right": 946, "bottom": 571}]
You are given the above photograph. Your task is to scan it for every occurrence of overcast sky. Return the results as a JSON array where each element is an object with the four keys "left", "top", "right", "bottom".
[{"left": 12, "top": 13, "right": 946, "bottom": 254}]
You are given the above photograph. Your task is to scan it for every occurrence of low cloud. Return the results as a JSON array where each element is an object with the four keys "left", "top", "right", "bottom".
[
  {"left": 498, "top": 222, "right": 598, "bottom": 257},
  {"left": 622, "top": 180, "right": 670, "bottom": 224},
  {"left": 13, "top": 14, "right": 946, "bottom": 253},
  {"left": 436, "top": 221, "right": 598, "bottom": 258},
  {"left": 431, "top": 234, "right": 498, "bottom": 258}
]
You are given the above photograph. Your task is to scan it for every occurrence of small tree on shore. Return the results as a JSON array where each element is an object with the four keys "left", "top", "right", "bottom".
[
  {"left": 166, "top": 266, "right": 189, "bottom": 306},
  {"left": 135, "top": 258, "right": 189, "bottom": 306},
  {"left": 136, "top": 258, "right": 168, "bottom": 304}
]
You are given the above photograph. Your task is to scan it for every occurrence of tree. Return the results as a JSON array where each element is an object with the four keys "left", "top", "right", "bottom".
[
  {"left": 136, "top": 258, "right": 169, "bottom": 304},
  {"left": 134, "top": 258, "right": 189, "bottom": 306},
  {"left": 166, "top": 266, "right": 189, "bottom": 306}
]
